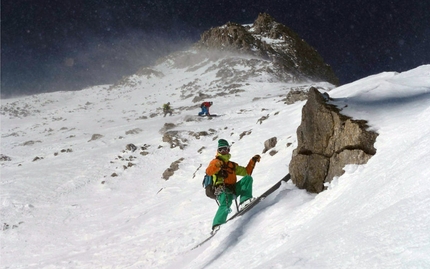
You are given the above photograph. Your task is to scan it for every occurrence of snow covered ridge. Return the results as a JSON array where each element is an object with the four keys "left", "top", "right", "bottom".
[{"left": 1, "top": 62, "right": 430, "bottom": 268}]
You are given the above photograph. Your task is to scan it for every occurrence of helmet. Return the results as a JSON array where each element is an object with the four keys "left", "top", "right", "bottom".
[
  {"left": 209, "top": 102, "right": 213, "bottom": 105},
  {"left": 167, "top": 102, "right": 170, "bottom": 105}
]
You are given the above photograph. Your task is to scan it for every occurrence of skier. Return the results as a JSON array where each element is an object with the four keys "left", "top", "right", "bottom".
[
  {"left": 163, "top": 102, "right": 173, "bottom": 117},
  {"left": 205, "top": 139, "right": 261, "bottom": 231},
  {"left": 198, "top": 101, "right": 212, "bottom": 116}
]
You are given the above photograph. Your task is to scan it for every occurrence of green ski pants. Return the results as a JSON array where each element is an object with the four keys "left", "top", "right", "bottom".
[{"left": 212, "top": 175, "right": 253, "bottom": 228}]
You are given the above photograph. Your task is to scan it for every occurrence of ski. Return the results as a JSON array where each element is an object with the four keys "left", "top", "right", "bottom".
[
  {"left": 191, "top": 173, "right": 291, "bottom": 250},
  {"left": 198, "top": 114, "right": 220, "bottom": 117},
  {"left": 227, "top": 173, "right": 291, "bottom": 221},
  {"left": 190, "top": 228, "right": 219, "bottom": 250}
]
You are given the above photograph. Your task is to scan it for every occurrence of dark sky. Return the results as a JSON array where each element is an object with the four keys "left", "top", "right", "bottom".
[{"left": 2, "top": 0, "right": 429, "bottom": 98}]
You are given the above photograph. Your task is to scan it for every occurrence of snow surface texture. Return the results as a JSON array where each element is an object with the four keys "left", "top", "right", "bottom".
[{"left": 1, "top": 64, "right": 430, "bottom": 268}]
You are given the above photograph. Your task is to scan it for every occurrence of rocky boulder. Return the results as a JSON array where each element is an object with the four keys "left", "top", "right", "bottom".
[{"left": 289, "top": 87, "right": 378, "bottom": 193}]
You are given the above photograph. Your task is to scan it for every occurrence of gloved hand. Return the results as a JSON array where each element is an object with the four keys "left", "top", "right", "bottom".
[
  {"left": 218, "top": 169, "right": 228, "bottom": 178},
  {"left": 252, "top": 155, "right": 261, "bottom": 162}
]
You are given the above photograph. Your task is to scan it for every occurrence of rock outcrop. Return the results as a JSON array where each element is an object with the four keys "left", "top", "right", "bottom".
[
  {"left": 196, "top": 13, "right": 339, "bottom": 85},
  {"left": 289, "top": 88, "right": 378, "bottom": 193},
  {"left": 263, "top": 137, "right": 277, "bottom": 153}
]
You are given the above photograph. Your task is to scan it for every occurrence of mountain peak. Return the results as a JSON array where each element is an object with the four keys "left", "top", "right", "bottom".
[
  {"left": 252, "top": 12, "right": 277, "bottom": 34},
  {"left": 195, "top": 13, "right": 339, "bottom": 85}
]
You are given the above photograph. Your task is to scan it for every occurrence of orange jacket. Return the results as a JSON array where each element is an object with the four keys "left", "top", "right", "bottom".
[{"left": 205, "top": 153, "right": 257, "bottom": 185}]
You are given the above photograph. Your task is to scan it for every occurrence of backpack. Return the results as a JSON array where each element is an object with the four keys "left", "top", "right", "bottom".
[{"left": 202, "top": 174, "right": 216, "bottom": 199}]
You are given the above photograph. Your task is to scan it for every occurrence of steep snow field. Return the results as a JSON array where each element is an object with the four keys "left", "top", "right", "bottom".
[{"left": 1, "top": 63, "right": 429, "bottom": 268}]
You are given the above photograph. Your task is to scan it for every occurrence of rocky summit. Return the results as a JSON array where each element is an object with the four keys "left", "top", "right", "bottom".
[{"left": 196, "top": 13, "right": 339, "bottom": 85}]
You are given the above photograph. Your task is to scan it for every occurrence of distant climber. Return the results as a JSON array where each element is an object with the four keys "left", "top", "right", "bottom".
[
  {"left": 163, "top": 102, "right": 173, "bottom": 117},
  {"left": 198, "top": 101, "right": 212, "bottom": 116}
]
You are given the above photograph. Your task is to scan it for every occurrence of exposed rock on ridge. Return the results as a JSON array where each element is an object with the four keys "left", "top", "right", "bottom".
[
  {"left": 289, "top": 88, "right": 378, "bottom": 193},
  {"left": 196, "top": 13, "right": 339, "bottom": 85}
]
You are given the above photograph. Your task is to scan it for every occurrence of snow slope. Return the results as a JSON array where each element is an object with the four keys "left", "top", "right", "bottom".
[{"left": 1, "top": 62, "right": 429, "bottom": 268}]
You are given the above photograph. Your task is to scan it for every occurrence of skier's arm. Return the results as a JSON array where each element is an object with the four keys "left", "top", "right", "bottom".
[{"left": 245, "top": 155, "right": 261, "bottom": 175}]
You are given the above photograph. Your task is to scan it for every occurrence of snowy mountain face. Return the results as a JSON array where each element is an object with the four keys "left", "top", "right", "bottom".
[
  {"left": 0, "top": 46, "right": 333, "bottom": 268},
  {"left": 1, "top": 24, "right": 430, "bottom": 269}
]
